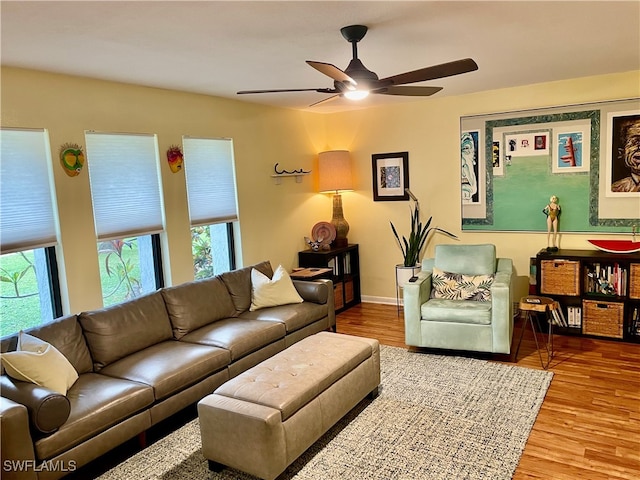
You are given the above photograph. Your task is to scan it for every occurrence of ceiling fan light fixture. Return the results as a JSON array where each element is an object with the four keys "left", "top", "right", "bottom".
[
  {"left": 238, "top": 25, "right": 477, "bottom": 106},
  {"left": 344, "top": 89, "right": 369, "bottom": 100}
]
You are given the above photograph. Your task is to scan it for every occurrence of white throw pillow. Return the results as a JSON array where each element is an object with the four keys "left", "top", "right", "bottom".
[
  {"left": 250, "top": 264, "right": 304, "bottom": 311},
  {"left": 1, "top": 331, "right": 78, "bottom": 395}
]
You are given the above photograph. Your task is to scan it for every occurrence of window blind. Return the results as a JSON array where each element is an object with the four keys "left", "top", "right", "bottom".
[
  {"left": 0, "top": 128, "right": 58, "bottom": 253},
  {"left": 85, "top": 132, "right": 164, "bottom": 241},
  {"left": 183, "top": 137, "right": 239, "bottom": 226}
]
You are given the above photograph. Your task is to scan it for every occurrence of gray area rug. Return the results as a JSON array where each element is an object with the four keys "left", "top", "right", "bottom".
[{"left": 99, "top": 345, "right": 553, "bottom": 480}]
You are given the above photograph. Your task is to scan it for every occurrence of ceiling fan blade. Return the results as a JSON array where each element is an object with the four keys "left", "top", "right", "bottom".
[
  {"left": 374, "top": 86, "right": 443, "bottom": 96},
  {"left": 379, "top": 58, "right": 478, "bottom": 86},
  {"left": 237, "top": 88, "right": 335, "bottom": 95},
  {"left": 306, "top": 61, "right": 356, "bottom": 85},
  {"left": 308, "top": 94, "right": 341, "bottom": 107}
]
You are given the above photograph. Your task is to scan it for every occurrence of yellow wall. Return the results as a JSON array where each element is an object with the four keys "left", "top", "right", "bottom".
[
  {"left": 328, "top": 71, "right": 640, "bottom": 302},
  {"left": 1, "top": 67, "right": 638, "bottom": 314},
  {"left": 1, "top": 67, "right": 328, "bottom": 313}
]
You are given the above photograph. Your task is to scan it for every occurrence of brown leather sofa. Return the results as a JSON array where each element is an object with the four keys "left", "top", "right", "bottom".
[{"left": 0, "top": 261, "right": 334, "bottom": 480}]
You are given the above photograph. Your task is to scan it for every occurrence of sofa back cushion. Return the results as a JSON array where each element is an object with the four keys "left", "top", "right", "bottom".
[
  {"left": 161, "top": 276, "right": 236, "bottom": 339},
  {"left": 434, "top": 244, "right": 496, "bottom": 275},
  {"left": 79, "top": 291, "right": 172, "bottom": 371},
  {"left": 220, "top": 261, "right": 273, "bottom": 315},
  {"left": 0, "top": 315, "right": 93, "bottom": 375}
]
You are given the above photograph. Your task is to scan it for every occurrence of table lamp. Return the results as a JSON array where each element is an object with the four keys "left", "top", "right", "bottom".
[{"left": 318, "top": 150, "right": 353, "bottom": 248}]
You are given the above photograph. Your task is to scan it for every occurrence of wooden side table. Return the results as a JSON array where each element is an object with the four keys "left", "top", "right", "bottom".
[
  {"left": 515, "top": 296, "right": 558, "bottom": 369},
  {"left": 290, "top": 267, "right": 333, "bottom": 281}
]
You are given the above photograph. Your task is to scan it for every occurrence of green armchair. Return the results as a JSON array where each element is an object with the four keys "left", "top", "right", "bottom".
[{"left": 403, "top": 244, "right": 514, "bottom": 354}]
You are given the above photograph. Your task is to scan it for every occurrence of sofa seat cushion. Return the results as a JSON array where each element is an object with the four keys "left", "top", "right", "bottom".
[
  {"left": 99, "top": 341, "right": 230, "bottom": 401},
  {"left": 34, "top": 373, "right": 153, "bottom": 461},
  {"left": 240, "top": 302, "right": 328, "bottom": 333},
  {"left": 180, "top": 318, "right": 285, "bottom": 362},
  {"left": 421, "top": 298, "right": 492, "bottom": 325}
]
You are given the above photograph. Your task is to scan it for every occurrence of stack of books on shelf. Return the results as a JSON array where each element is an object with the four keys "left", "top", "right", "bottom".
[
  {"left": 528, "top": 258, "right": 537, "bottom": 294},
  {"left": 584, "top": 263, "right": 627, "bottom": 296},
  {"left": 566, "top": 306, "right": 582, "bottom": 328},
  {"left": 631, "top": 307, "right": 640, "bottom": 336},
  {"left": 550, "top": 306, "right": 568, "bottom": 327}
]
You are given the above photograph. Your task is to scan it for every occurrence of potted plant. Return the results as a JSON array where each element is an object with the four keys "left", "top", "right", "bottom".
[{"left": 390, "top": 196, "right": 457, "bottom": 286}]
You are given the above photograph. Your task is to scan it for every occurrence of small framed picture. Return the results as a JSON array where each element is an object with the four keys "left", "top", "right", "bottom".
[{"left": 372, "top": 152, "right": 409, "bottom": 201}]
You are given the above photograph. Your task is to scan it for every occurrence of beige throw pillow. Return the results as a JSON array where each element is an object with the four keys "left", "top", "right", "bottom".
[
  {"left": 250, "top": 264, "right": 304, "bottom": 311},
  {"left": 1, "top": 331, "right": 79, "bottom": 395}
]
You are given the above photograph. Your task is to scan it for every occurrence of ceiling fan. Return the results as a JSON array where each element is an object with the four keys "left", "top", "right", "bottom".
[{"left": 237, "top": 25, "right": 478, "bottom": 106}]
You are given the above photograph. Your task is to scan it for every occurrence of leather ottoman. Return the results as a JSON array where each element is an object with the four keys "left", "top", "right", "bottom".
[{"left": 197, "top": 331, "right": 380, "bottom": 480}]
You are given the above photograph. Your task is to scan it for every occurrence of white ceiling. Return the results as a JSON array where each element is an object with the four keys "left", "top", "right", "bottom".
[{"left": 1, "top": 1, "right": 639, "bottom": 113}]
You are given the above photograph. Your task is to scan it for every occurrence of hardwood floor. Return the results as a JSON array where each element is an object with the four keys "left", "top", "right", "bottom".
[{"left": 337, "top": 303, "right": 640, "bottom": 480}]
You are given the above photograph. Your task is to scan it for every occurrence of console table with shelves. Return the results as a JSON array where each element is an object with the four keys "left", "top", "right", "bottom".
[
  {"left": 536, "top": 249, "right": 640, "bottom": 342},
  {"left": 298, "top": 244, "right": 361, "bottom": 313}
]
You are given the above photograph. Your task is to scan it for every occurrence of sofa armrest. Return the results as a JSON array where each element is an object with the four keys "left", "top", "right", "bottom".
[
  {"left": 0, "top": 375, "right": 70, "bottom": 434},
  {"left": 292, "top": 279, "right": 335, "bottom": 330},
  {"left": 292, "top": 279, "right": 327, "bottom": 303},
  {"left": 402, "top": 271, "right": 432, "bottom": 345},
  {"left": 1, "top": 396, "right": 37, "bottom": 480},
  {"left": 490, "top": 258, "right": 514, "bottom": 354}
]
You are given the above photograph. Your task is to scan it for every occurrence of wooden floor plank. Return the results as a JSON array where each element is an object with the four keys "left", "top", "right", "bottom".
[{"left": 336, "top": 303, "right": 640, "bottom": 480}]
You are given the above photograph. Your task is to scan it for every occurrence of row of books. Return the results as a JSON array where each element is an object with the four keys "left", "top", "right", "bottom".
[
  {"left": 584, "top": 263, "right": 628, "bottom": 296},
  {"left": 631, "top": 307, "right": 640, "bottom": 336},
  {"left": 549, "top": 306, "right": 581, "bottom": 328},
  {"left": 326, "top": 252, "right": 352, "bottom": 276}
]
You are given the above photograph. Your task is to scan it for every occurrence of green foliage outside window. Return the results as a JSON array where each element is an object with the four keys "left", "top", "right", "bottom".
[
  {"left": 192, "top": 226, "right": 214, "bottom": 279},
  {"left": 0, "top": 251, "right": 41, "bottom": 336},
  {"left": 98, "top": 238, "right": 142, "bottom": 307}
]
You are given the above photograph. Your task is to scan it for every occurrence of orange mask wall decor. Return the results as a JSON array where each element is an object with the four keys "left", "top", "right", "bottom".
[
  {"left": 59, "top": 143, "right": 85, "bottom": 177},
  {"left": 166, "top": 145, "right": 184, "bottom": 173}
]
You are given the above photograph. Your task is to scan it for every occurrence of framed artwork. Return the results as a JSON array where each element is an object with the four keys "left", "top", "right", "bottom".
[
  {"left": 552, "top": 125, "right": 590, "bottom": 174},
  {"left": 460, "top": 97, "right": 639, "bottom": 233},
  {"left": 605, "top": 110, "right": 640, "bottom": 197},
  {"left": 461, "top": 130, "right": 481, "bottom": 204},
  {"left": 372, "top": 152, "right": 409, "bottom": 201}
]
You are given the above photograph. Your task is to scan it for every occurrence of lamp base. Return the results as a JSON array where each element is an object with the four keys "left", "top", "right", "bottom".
[
  {"left": 332, "top": 237, "right": 349, "bottom": 248},
  {"left": 330, "top": 193, "right": 349, "bottom": 248}
]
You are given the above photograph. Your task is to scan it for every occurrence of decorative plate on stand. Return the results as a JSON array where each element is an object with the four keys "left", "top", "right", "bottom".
[{"left": 311, "top": 222, "right": 336, "bottom": 248}]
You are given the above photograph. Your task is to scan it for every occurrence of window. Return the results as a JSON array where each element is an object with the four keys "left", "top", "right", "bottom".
[
  {"left": 85, "top": 132, "right": 165, "bottom": 306},
  {"left": 97, "top": 235, "right": 163, "bottom": 307},
  {"left": 0, "top": 128, "right": 62, "bottom": 335},
  {"left": 183, "top": 137, "right": 239, "bottom": 278}
]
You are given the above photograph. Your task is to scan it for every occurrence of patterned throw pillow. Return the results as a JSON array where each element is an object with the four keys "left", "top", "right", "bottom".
[{"left": 430, "top": 266, "right": 494, "bottom": 301}]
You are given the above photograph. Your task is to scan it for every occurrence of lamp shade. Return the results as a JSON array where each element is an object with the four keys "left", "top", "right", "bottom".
[{"left": 318, "top": 150, "right": 353, "bottom": 192}]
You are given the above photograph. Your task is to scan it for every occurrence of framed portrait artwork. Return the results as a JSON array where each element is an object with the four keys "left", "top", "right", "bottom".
[
  {"left": 372, "top": 152, "right": 409, "bottom": 201},
  {"left": 606, "top": 110, "right": 640, "bottom": 197},
  {"left": 461, "top": 130, "right": 481, "bottom": 204}
]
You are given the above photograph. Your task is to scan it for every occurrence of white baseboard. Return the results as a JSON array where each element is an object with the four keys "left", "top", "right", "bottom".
[{"left": 361, "top": 295, "right": 399, "bottom": 306}]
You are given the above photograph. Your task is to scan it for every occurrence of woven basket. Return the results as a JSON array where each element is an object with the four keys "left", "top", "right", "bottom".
[
  {"left": 630, "top": 264, "right": 640, "bottom": 299},
  {"left": 540, "top": 260, "right": 580, "bottom": 296},
  {"left": 582, "top": 299, "right": 623, "bottom": 338},
  {"left": 345, "top": 279, "right": 354, "bottom": 304},
  {"left": 334, "top": 283, "right": 344, "bottom": 310}
]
